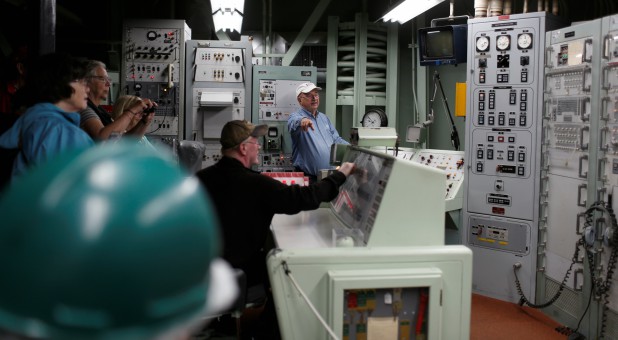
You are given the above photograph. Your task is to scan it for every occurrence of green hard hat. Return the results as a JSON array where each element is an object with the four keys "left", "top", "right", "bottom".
[{"left": 0, "top": 141, "right": 221, "bottom": 339}]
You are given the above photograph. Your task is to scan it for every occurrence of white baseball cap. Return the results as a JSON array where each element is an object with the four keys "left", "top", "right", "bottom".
[{"left": 296, "top": 82, "right": 322, "bottom": 97}]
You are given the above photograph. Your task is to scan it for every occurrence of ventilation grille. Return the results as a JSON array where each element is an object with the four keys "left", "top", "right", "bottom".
[{"left": 545, "top": 278, "right": 579, "bottom": 318}]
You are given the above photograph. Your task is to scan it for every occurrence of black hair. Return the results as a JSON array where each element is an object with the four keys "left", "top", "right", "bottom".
[{"left": 22, "top": 52, "right": 87, "bottom": 106}]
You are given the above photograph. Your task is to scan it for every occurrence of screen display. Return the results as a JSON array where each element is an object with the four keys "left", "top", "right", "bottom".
[
  {"left": 331, "top": 148, "right": 393, "bottom": 244},
  {"left": 425, "top": 30, "right": 454, "bottom": 58}
]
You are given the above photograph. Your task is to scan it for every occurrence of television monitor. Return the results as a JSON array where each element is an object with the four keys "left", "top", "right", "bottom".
[{"left": 418, "top": 24, "right": 468, "bottom": 66}]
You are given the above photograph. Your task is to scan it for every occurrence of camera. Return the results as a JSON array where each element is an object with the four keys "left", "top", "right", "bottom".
[{"left": 143, "top": 106, "right": 156, "bottom": 114}]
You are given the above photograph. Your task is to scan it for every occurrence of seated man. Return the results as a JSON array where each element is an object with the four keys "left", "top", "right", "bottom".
[{"left": 196, "top": 120, "right": 355, "bottom": 339}]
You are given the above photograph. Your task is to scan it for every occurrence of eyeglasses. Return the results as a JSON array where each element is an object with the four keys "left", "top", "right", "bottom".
[
  {"left": 303, "top": 93, "right": 319, "bottom": 99},
  {"left": 90, "top": 76, "right": 112, "bottom": 84},
  {"left": 243, "top": 141, "right": 262, "bottom": 147}
]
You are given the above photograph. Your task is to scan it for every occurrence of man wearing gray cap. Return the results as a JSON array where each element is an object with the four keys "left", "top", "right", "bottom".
[
  {"left": 288, "top": 82, "right": 349, "bottom": 182},
  {"left": 195, "top": 120, "right": 354, "bottom": 339}
]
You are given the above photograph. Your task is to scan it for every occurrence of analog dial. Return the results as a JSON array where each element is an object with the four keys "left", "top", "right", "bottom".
[
  {"left": 496, "top": 35, "right": 511, "bottom": 51},
  {"left": 476, "top": 36, "right": 490, "bottom": 52},
  {"left": 517, "top": 33, "right": 533, "bottom": 49},
  {"left": 361, "top": 109, "right": 388, "bottom": 127}
]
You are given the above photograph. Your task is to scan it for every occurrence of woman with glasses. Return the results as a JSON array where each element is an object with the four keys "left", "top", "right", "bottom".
[
  {"left": 79, "top": 60, "right": 156, "bottom": 141},
  {"left": 0, "top": 52, "right": 94, "bottom": 182},
  {"left": 288, "top": 82, "right": 349, "bottom": 183}
]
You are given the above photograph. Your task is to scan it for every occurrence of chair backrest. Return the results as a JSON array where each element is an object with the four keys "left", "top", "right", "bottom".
[
  {"left": 229, "top": 269, "right": 247, "bottom": 314},
  {"left": 177, "top": 140, "right": 205, "bottom": 174}
]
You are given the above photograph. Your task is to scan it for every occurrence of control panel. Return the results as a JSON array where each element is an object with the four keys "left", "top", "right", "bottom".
[
  {"left": 372, "top": 147, "right": 464, "bottom": 211},
  {"left": 466, "top": 14, "right": 546, "bottom": 220},
  {"left": 184, "top": 39, "right": 253, "bottom": 170},
  {"left": 463, "top": 12, "right": 564, "bottom": 303},
  {"left": 121, "top": 19, "right": 190, "bottom": 140},
  {"left": 468, "top": 216, "right": 529, "bottom": 254},
  {"left": 410, "top": 149, "right": 464, "bottom": 210},
  {"left": 193, "top": 47, "right": 246, "bottom": 82}
]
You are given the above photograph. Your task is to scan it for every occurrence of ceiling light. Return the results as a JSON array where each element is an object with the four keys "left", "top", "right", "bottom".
[
  {"left": 381, "top": 0, "right": 445, "bottom": 24},
  {"left": 211, "top": 0, "right": 244, "bottom": 33}
]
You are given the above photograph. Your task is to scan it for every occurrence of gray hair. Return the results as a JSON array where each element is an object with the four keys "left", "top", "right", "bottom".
[{"left": 85, "top": 60, "right": 106, "bottom": 77}]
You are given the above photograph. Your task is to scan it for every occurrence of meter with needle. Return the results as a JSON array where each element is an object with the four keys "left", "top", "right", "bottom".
[
  {"left": 476, "top": 36, "right": 490, "bottom": 52},
  {"left": 517, "top": 33, "right": 533, "bottom": 49},
  {"left": 496, "top": 35, "right": 511, "bottom": 51},
  {"left": 361, "top": 108, "right": 388, "bottom": 127}
]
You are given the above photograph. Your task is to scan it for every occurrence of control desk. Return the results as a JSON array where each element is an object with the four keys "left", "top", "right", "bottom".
[{"left": 267, "top": 146, "right": 472, "bottom": 340}]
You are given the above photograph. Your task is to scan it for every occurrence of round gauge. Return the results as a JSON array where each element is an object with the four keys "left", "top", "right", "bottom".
[
  {"left": 496, "top": 35, "right": 511, "bottom": 51},
  {"left": 517, "top": 33, "right": 533, "bottom": 49},
  {"left": 361, "top": 108, "right": 388, "bottom": 127},
  {"left": 146, "top": 31, "right": 158, "bottom": 41},
  {"left": 476, "top": 36, "right": 490, "bottom": 52}
]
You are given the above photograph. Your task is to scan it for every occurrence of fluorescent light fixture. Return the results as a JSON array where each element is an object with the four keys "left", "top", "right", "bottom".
[
  {"left": 381, "top": 0, "right": 445, "bottom": 24},
  {"left": 211, "top": 0, "right": 244, "bottom": 33}
]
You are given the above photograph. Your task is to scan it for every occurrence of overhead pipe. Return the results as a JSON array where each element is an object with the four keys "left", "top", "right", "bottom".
[
  {"left": 503, "top": 0, "right": 512, "bottom": 14},
  {"left": 474, "top": 0, "right": 488, "bottom": 17},
  {"left": 489, "top": 0, "right": 503, "bottom": 16},
  {"left": 552, "top": 0, "right": 559, "bottom": 15}
]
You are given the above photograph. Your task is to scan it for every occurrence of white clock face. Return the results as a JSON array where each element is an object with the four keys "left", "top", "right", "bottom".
[
  {"left": 496, "top": 35, "right": 511, "bottom": 51},
  {"left": 362, "top": 111, "right": 383, "bottom": 127},
  {"left": 476, "top": 36, "right": 489, "bottom": 52},
  {"left": 517, "top": 33, "right": 533, "bottom": 49}
]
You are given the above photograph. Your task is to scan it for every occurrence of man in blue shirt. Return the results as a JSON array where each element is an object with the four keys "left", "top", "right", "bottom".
[{"left": 287, "top": 82, "right": 349, "bottom": 181}]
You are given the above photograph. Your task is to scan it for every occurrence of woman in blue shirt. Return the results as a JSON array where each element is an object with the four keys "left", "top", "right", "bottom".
[{"left": 0, "top": 53, "right": 94, "bottom": 182}]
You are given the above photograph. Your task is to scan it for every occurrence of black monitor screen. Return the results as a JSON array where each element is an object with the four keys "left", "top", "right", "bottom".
[{"left": 425, "top": 30, "right": 454, "bottom": 58}]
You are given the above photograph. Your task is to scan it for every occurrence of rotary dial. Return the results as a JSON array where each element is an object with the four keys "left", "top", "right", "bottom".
[
  {"left": 496, "top": 35, "right": 511, "bottom": 51},
  {"left": 476, "top": 36, "right": 489, "bottom": 52},
  {"left": 517, "top": 33, "right": 533, "bottom": 49}
]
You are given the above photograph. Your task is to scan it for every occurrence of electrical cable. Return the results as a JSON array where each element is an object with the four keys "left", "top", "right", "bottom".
[
  {"left": 281, "top": 261, "right": 341, "bottom": 340},
  {"left": 146, "top": 85, "right": 176, "bottom": 135},
  {"left": 514, "top": 238, "right": 581, "bottom": 309},
  {"left": 428, "top": 71, "right": 460, "bottom": 150},
  {"left": 582, "top": 200, "right": 618, "bottom": 339},
  {"left": 516, "top": 198, "right": 617, "bottom": 339},
  {"left": 573, "top": 282, "right": 593, "bottom": 334}
]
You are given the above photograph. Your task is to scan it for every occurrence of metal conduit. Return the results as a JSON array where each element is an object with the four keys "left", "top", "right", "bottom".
[{"left": 336, "top": 21, "right": 389, "bottom": 97}]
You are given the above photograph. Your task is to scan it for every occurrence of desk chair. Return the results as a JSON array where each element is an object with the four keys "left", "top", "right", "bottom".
[{"left": 196, "top": 269, "right": 267, "bottom": 340}]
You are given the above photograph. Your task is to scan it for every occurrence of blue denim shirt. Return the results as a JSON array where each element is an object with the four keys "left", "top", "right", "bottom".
[
  {"left": 0, "top": 102, "right": 94, "bottom": 180},
  {"left": 287, "top": 107, "right": 349, "bottom": 176}
]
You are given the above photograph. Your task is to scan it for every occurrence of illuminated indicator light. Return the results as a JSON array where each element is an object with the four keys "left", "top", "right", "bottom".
[{"left": 492, "top": 207, "right": 505, "bottom": 215}]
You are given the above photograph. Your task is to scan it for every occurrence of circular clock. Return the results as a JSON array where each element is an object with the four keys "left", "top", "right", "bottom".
[
  {"left": 361, "top": 108, "right": 388, "bottom": 127},
  {"left": 476, "top": 36, "right": 490, "bottom": 52},
  {"left": 496, "top": 35, "right": 511, "bottom": 51},
  {"left": 517, "top": 33, "right": 533, "bottom": 49}
]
